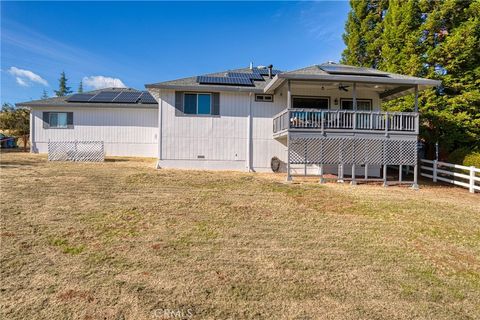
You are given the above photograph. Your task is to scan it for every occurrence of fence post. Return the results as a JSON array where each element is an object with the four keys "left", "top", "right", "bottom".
[
  {"left": 470, "top": 166, "right": 475, "bottom": 193},
  {"left": 432, "top": 160, "right": 438, "bottom": 182}
]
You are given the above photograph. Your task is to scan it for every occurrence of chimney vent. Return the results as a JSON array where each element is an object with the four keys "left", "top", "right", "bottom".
[{"left": 268, "top": 64, "right": 273, "bottom": 79}]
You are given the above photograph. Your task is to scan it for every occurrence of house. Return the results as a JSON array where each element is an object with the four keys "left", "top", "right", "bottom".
[{"left": 18, "top": 63, "right": 441, "bottom": 187}]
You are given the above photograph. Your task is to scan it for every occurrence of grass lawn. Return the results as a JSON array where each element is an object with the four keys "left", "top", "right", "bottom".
[{"left": 1, "top": 152, "right": 479, "bottom": 319}]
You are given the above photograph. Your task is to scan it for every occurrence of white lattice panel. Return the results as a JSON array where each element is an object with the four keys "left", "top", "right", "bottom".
[
  {"left": 48, "top": 141, "right": 105, "bottom": 162},
  {"left": 289, "top": 137, "right": 416, "bottom": 166}
]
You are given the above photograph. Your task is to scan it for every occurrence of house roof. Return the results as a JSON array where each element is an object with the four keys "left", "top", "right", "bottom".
[
  {"left": 264, "top": 63, "right": 441, "bottom": 98},
  {"left": 145, "top": 67, "right": 279, "bottom": 93},
  {"left": 146, "top": 63, "right": 441, "bottom": 100},
  {"left": 16, "top": 88, "right": 158, "bottom": 109}
]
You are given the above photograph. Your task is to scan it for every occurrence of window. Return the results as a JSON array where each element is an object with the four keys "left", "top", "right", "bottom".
[
  {"left": 43, "top": 112, "right": 72, "bottom": 129},
  {"left": 340, "top": 99, "right": 372, "bottom": 111},
  {"left": 292, "top": 96, "right": 329, "bottom": 109},
  {"left": 255, "top": 94, "right": 273, "bottom": 102},
  {"left": 184, "top": 93, "right": 212, "bottom": 115}
]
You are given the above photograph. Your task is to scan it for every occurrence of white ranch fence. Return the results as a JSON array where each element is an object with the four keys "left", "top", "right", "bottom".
[
  {"left": 420, "top": 159, "right": 480, "bottom": 193},
  {"left": 48, "top": 140, "right": 105, "bottom": 162}
]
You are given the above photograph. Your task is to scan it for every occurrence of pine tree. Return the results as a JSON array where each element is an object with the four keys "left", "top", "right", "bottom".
[
  {"left": 54, "top": 72, "right": 73, "bottom": 97},
  {"left": 41, "top": 89, "right": 49, "bottom": 99},
  {"left": 78, "top": 80, "right": 84, "bottom": 93}
]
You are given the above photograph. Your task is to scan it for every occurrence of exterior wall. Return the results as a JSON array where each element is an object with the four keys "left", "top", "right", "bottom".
[
  {"left": 152, "top": 89, "right": 287, "bottom": 172},
  {"left": 30, "top": 106, "right": 158, "bottom": 157}
]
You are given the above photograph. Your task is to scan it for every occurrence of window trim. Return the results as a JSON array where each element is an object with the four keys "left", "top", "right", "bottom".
[
  {"left": 292, "top": 95, "right": 330, "bottom": 110},
  {"left": 340, "top": 98, "right": 373, "bottom": 111},
  {"left": 183, "top": 92, "right": 212, "bottom": 115},
  {"left": 255, "top": 94, "right": 274, "bottom": 102},
  {"left": 49, "top": 112, "right": 68, "bottom": 129}
]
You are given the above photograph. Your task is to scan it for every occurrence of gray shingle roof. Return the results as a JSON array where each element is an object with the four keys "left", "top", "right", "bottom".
[
  {"left": 16, "top": 88, "right": 157, "bottom": 109},
  {"left": 145, "top": 67, "right": 279, "bottom": 93}
]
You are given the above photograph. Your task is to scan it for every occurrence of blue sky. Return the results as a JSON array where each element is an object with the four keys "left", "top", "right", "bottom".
[{"left": 1, "top": 1, "right": 350, "bottom": 104}]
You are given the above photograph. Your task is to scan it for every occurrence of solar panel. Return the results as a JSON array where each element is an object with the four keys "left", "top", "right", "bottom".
[
  {"left": 227, "top": 72, "right": 264, "bottom": 81},
  {"left": 319, "top": 65, "right": 390, "bottom": 77},
  {"left": 139, "top": 92, "right": 157, "bottom": 104},
  {"left": 197, "top": 76, "right": 255, "bottom": 86},
  {"left": 253, "top": 68, "right": 281, "bottom": 76},
  {"left": 66, "top": 93, "right": 95, "bottom": 102},
  {"left": 112, "top": 91, "right": 142, "bottom": 103},
  {"left": 89, "top": 91, "right": 122, "bottom": 102}
]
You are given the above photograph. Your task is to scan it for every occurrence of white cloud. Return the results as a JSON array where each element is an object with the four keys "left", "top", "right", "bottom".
[
  {"left": 8, "top": 66, "right": 48, "bottom": 86},
  {"left": 82, "top": 76, "right": 126, "bottom": 90},
  {"left": 15, "top": 77, "right": 28, "bottom": 87}
]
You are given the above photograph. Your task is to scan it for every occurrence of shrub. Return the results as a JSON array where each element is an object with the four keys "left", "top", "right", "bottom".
[{"left": 463, "top": 152, "right": 480, "bottom": 168}]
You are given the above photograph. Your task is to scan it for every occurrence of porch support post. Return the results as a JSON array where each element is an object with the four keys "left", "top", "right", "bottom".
[
  {"left": 352, "top": 82, "right": 357, "bottom": 111},
  {"left": 412, "top": 164, "right": 419, "bottom": 190},
  {"left": 414, "top": 84, "right": 419, "bottom": 112},
  {"left": 287, "top": 80, "right": 292, "bottom": 110},
  {"left": 351, "top": 164, "right": 357, "bottom": 185},
  {"left": 383, "top": 165, "right": 388, "bottom": 187},
  {"left": 399, "top": 165, "right": 403, "bottom": 182},
  {"left": 319, "top": 164, "right": 325, "bottom": 184},
  {"left": 338, "top": 164, "right": 344, "bottom": 183},
  {"left": 286, "top": 133, "right": 292, "bottom": 181},
  {"left": 364, "top": 164, "right": 368, "bottom": 180}
]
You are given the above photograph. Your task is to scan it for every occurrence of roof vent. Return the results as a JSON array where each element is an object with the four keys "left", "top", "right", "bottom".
[{"left": 249, "top": 62, "right": 253, "bottom": 70}]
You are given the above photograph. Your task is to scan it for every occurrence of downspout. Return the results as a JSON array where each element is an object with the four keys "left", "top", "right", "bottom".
[
  {"left": 157, "top": 90, "right": 163, "bottom": 169},
  {"left": 246, "top": 92, "right": 253, "bottom": 172},
  {"left": 29, "top": 109, "right": 34, "bottom": 153}
]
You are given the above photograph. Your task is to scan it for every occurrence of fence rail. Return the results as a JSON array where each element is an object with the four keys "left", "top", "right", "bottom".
[
  {"left": 420, "top": 159, "right": 480, "bottom": 193},
  {"left": 48, "top": 141, "right": 105, "bottom": 162},
  {"left": 273, "top": 109, "right": 419, "bottom": 134}
]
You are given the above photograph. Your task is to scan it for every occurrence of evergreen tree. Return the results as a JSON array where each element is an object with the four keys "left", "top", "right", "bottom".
[
  {"left": 341, "top": 0, "right": 388, "bottom": 68},
  {"left": 78, "top": 80, "right": 84, "bottom": 93},
  {"left": 54, "top": 72, "right": 72, "bottom": 97},
  {"left": 41, "top": 89, "right": 49, "bottom": 99},
  {"left": 341, "top": 0, "right": 480, "bottom": 158}
]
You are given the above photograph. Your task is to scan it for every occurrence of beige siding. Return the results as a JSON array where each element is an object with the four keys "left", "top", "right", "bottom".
[{"left": 31, "top": 107, "right": 158, "bottom": 157}]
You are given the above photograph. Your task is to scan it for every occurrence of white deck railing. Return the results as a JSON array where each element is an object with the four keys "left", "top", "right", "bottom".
[
  {"left": 421, "top": 159, "right": 480, "bottom": 193},
  {"left": 273, "top": 109, "right": 419, "bottom": 134}
]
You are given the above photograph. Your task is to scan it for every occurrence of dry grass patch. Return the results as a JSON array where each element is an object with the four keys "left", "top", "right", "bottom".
[{"left": 1, "top": 152, "right": 479, "bottom": 319}]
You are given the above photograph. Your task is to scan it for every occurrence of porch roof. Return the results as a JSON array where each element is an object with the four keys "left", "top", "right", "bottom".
[{"left": 264, "top": 64, "right": 441, "bottom": 100}]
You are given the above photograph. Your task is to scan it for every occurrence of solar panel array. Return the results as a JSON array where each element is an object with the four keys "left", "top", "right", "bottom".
[
  {"left": 197, "top": 76, "right": 255, "bottom": 86},
  {"left": 319, "top": 65, "right": 390, "bottom": 77},
  {"left": 66, "top": 90, "right": 157, "bottom": 104},
  {"left": 66, "top": 93, "right": 95, "bottom": 102},
  {"left": 197, "top": 67, "right": 282, "bottom": 87}
]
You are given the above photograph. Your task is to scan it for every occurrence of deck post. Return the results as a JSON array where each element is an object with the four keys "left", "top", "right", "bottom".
[
  {"left": 383, "top": 165, "right": 388, "bottom": 187},
  {"left": 399, "top": 165, "right": 403, "bottom": 182},
  {"left": 319, "top": 164, "right": 325, "bottom": 184},
  {"left": 414, "top": 84, "right": 419, "bottom": 112},
  {"left": 412, "top": 164, "right": 419, "bottom": 190},
  {"left": 287, "top": 80, "right": 292, "bottom": 109},
  {"left": 338, "top": 164, "right": 344, "bottom": 183},
  {"left": 364, "top": 164, "right": 368, "bottom": 180},
  {"left": 351, "top": 164, "right": 357, "bottom": 185}
]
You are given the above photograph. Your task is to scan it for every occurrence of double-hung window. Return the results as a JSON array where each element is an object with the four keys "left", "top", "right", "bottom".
[
  {"left": 49, "top": 112, "right": 68, "bottom": 128},
  {"left": 184, "top": 93, "right": 212, "bottom": 115}
]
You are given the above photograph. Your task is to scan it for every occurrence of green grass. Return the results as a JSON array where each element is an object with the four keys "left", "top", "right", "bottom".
[{"left": 1, "top": 152, "right": 479, "bottom": 319}]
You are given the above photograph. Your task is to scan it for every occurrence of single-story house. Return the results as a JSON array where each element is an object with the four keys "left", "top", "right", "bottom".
[{"left": 18, "top": 63, "right": 440, "bottom": 186}]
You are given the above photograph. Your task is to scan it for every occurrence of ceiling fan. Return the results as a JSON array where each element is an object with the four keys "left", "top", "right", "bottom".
[{"left": 338, "top": 84, "right": 350, "bottom": 92}]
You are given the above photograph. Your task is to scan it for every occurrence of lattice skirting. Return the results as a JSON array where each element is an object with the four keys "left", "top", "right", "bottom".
[
  {"left": 48, "top": 141, "right": 105, "bottom": 162},
  {"left": 289, "top": 137, "right": 417, "bottom": 166}
]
